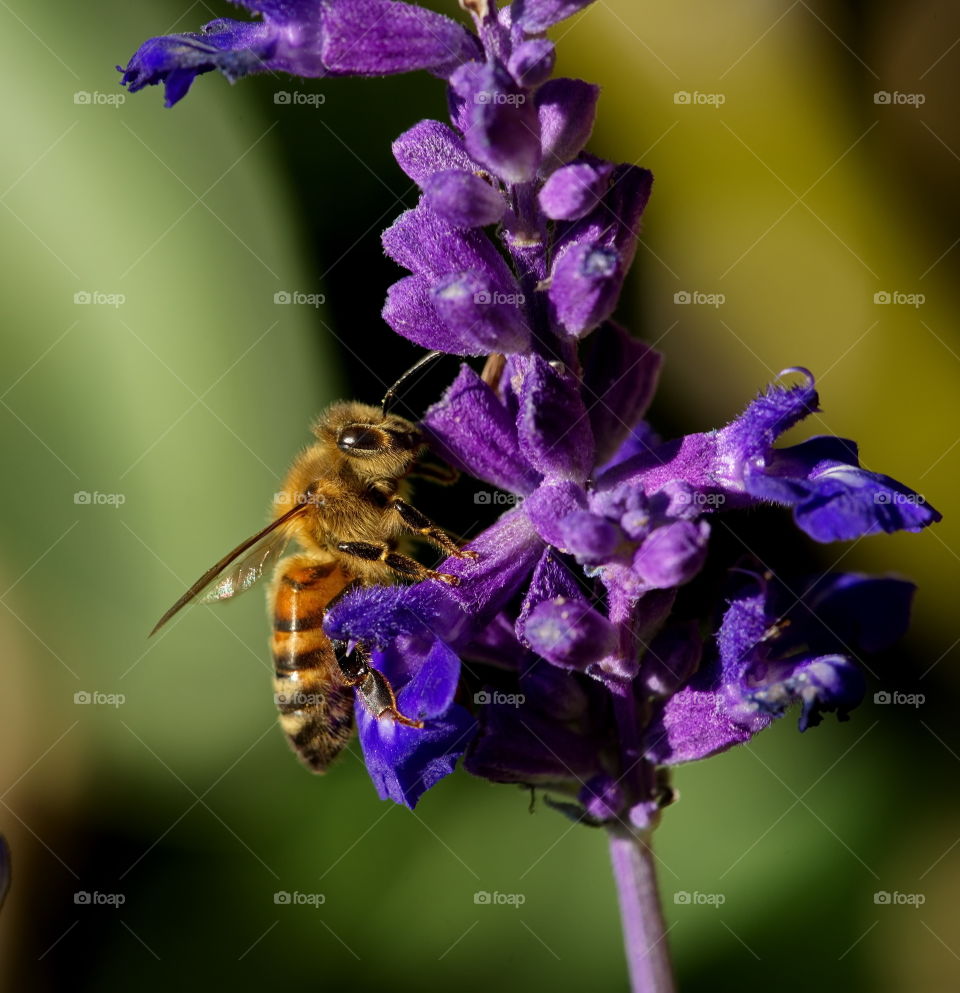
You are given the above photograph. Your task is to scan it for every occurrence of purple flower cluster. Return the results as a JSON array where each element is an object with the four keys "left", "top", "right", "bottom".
[{"left": 121, "top": 0, "right": 940, "bottom": 815}]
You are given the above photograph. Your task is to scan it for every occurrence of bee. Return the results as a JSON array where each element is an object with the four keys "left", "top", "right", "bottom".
[{"left": 151, "top": 354, "right": 476, "bottom": 772}]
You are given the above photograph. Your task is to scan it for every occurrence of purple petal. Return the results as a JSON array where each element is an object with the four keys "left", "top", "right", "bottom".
[
  {"left": 640, "top": 621, "right": 703, "bottom": 697},
  {"left": 548, "top": 243, "right": 622, "bottom": 338},
  {"left": 507, "top": 39, "right": 556, "bottom": 88},
  {"left": 632, "top": 520, "right": 710, "bottom": 589},
  {"left": 450, "top": 59, "right": 542, "bottom": 183},
  {"left": 392, "top": 120, "right": 477, "bottom": 187},
  {"left": 382, "top": 274, "right": 469, "bottom": 354},
  {"left": 516, "top": 355, "right": 595, "bottom": 481},
  {"left": 433, "top": 510, "right": 545, "bottom": 624},
  {"left": 516, "top": 547, "right": 584, "bottom": 644},
  {"left": 522, "top": 479, "right": 588, "bottom": 548},
  {"left": 643, "top": 672, "right": 767, "bottom": 765},
  {"left": 549, "top": 165, "right": 653, "bottom": 336},
  {"left": 537, "top": 78, "right": 600, "bottom": 171},
  {"left": 794, "top": 573, "right": 915, "bottom": 655},
  {"left": 513, "top": 0, "right": 598, "bottom": 32},
  {"left": 424, "top": 170, "right": 506, "bottom": 228},
  {"left": 645, "top": 574, "right": 872, "bottom": 764},
  {"left": 523, "top": 597, "right": 617, "bottom": 670},
  {"left": 382, "top": 202, "right": 517, "bottom": 291},
  {"left": 233, "top": 0, "right": 317, "bottom": 19},
  {"left": 357, "top": 641, "right": 476, "bottom": 807},
  {"left": 557, "top": 510, "right": 625, "bottom": 564},
  {"left": 581, "top": 323, "right": 663, "bottom": 465},
  {"left": 119, "top": 20, "right": 282, "bottom": 107},
  {"left": 321, "top": 0, "right": 478, "bottom": 76},
  {"left": 324, "top": 582, "right": 467, "bottom": 648},
  {"left": 745, "top": 437, "right": 941, "bottom": 542},
  {"left": 431, "top": 271, "right": 532, "bottom": 353},
  {"left": 466, "top": 705, "right": 601, "bottom": 784},
  {"left": 715, "top": 368, "right": 819, "bottom": 484},
  {"left": 538, "top": 161, "right": 611, "bottom": 220},
  {"left": 422, "top": 364, "right": 541, "bottom": 495}
]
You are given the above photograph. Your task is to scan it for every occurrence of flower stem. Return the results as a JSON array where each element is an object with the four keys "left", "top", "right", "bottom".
[{"left": 607, "top": 826, "right": 676, "bottom": 993}]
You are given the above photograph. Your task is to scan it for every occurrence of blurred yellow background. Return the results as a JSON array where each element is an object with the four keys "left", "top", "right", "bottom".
[{"left": 0, "top": 2, "right": 957, "bottom": 990}]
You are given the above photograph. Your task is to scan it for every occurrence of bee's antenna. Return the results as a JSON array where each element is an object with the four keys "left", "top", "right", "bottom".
[{"left": 381, "top": 351, "right": 445, "bottom": 416}]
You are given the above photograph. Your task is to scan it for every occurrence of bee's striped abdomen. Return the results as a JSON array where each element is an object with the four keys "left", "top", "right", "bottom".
[{"left": 270, "top": 554, "right": 356, "bottom": 773}]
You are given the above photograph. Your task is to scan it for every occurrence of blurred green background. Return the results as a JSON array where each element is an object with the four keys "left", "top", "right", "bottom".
[{"left": 1, "top": 1, "right": 958, "bottom": 990}]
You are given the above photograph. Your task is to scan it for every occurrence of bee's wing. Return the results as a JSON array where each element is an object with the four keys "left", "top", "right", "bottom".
[{"left": 150, "top": 502, "right": 308, "bottom": 636}]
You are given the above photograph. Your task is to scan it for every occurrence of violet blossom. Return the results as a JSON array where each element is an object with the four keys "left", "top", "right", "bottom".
[{"left": 121, "top": 2, "right": 941, "bottom": 989}]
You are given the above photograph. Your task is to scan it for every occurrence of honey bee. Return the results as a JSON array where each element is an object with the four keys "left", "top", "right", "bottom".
[{"left": 152, "top": 357, "right": 476, "bottom": 772}]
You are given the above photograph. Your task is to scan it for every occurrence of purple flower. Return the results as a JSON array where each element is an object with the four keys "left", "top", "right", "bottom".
[
  {"left": 122, "top": 0, "right": 939, "bottom": 821},
  {"left": 119, "top": 0, "right": 480, "bottom": 106}
]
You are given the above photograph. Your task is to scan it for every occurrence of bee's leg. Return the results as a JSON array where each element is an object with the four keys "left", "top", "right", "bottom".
[
  {"left": 390, "top": 497, "right": 479, "bottom": 561},
  {"left": 334, "top": 643, "right": 424, "bottom": 729},
  {"left": 336, "top": 541, "right": 462, "bottom": 586}
]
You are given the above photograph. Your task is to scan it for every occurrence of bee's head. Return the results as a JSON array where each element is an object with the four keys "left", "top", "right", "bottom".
[{"left": 315, "top": 402, "right": 423, "bottom": 482}]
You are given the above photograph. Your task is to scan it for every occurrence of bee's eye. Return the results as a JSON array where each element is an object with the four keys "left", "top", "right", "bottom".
[{"left": 337, "top": 426, "right": 383, "bottom": 453}]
